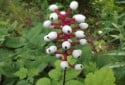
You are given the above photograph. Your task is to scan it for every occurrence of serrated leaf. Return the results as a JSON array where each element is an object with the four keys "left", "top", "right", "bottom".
[
  {"left": 48, "top": 69, "right": 62, "bottom": 80},
  {"left": 66, "top": 80, "right": 83, "bottom": 85},
  {"left": 84, "top": 62, "right": 98, "bottom": 74},
  {"left": 35, "top": 78, "right": 51, "bottom": 85},
  {"left": 84, "top": 67, "right": 115, "bottom": 85},
  {"left": 54, "top": 60, "right": 62, "bottom": 71},
  {"left": 67, "top": 56, "right": 77, "bottom": 64},
  {"left": 14, "top": 67, "right": 28, "bottom": 79},
  {"left": 16, "top": 80, "right": 31, "bottom": 85},
  {"left": 66, "top": 69, "right": 81, "bottom": 80},
  {"left": 27, "top": 68, "right": 39, "bottom": 77},
  {"left": 81, "top": 45, "right": 92, "bottom": 63},
  {"left": 51, "top": 80, "right": 59, "bottom": 85},
  {"left": 5, "top": 37, "right": 25, "bottom": 48}
]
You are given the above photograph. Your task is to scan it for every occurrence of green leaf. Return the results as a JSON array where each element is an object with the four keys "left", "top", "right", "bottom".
[
  {"left": 22, "top": 23, "right": 47, "bottom": 48},
  {"left": 35, "top": 78, "right": 51, "bottom": 85},
  {"left": 53, "top": 60, "right": 81, "bottom": 81},
  {"left": 27, "top": 68, "right": 39, "bottom": 77},
  {"left": 66, "top": 80, "right": 83, "bottom": 85},
  {"left": 84, "top": 62, "right": 98, "bottom": 74},
  {"left": 14, "top": 67, "right": 28, "bottom": 79},
  {"left": 5, "top": 36, "right": 25, "bottom": 48},
  {"left": 51, "top": 80, "right": 60, "bottom": 85},
  {"left": 16, "top": 80, "right": 31, "bottom": 85},
  {"left": 81, "top": 45, "right": 92, "bottom": 63},
  {"left": 48, "top": 69, "right": 62, "bottom": 80},
  {"left": 66, "top": 69, "right": 81, "bottom": 80},
  {"left": 54, "top": 60, "right": 62, "bottom": 71},
  {"left": 67, "top": 56, "right": 77, "bottom": 65},
  {"left": 84, "top": 67, "right": 116, "bottom": 85},
  {"left": 105, "top": 52, "right": 125, "bottom": 56}
]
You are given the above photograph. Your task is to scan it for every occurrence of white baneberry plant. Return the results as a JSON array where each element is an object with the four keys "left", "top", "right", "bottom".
[{"left": 43, "top": 1, "right": 88, "bottom": 70}]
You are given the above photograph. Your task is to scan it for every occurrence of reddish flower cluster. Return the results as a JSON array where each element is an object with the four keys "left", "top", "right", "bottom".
[{"left": 43, "top": 1, "right": 88, "bottom": 70}]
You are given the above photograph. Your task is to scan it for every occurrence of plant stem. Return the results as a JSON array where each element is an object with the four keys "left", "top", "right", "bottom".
[{"left": 63, "top": 68, "right": 67, "bottom": 85}]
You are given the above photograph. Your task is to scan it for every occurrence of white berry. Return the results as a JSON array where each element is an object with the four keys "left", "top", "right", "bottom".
[
  {"left": 46, "top": 48, "right": 51, "bottom": 54},
  {"left": 48, "top": 31, "right": 58, "bottom": 40},
  {"left": 72, "top": 49, "right": 82, "bottom": 58},
  {"left": 73, "top": 14, "right": 86, "bottom": 23},
  {"left": 43, "top": 20, "right": 53, "bottom": 28},
  {"left": 79, "top": 23, "right": 88, "bottom": 29},
  {"left": 75, "top": 30, "right": 85, "bottom": 38},
  {"left": 56, "top": 54, "right": 63, "bottom": 58},
  {"left": 44, "top": 35, "right": 51, "bottom": 42},
  {"left": 70, "top": 1, "right": 78, "bottom": 10},
  {"left": 62, "top": 41, "right": 71, "bottom": 50},
  {"left": 50, "top": 13, "right": 58, "bottom": 21},
  {"left": 60, "top": 61, "right": 68, "bottom": 69},
  {"left": 75, "top": 64, "right": 83, "bottom": 70},
  {"left": 68, "top": 39, "right": 72, "bottom": 43},
  {"left": 62, "top": 25, "right": 72, "bottom": 34},
  {"left": 46, "top": 46, "right": 57, "bottom": 54},
  {"left": 79, "top": 39, "right": 87, "bottom": 45},
  {"left": 49, "top": 4, "right": 58, "bottom": 11},
  {"left": 60, "top": 11, "right": 66, "bottom": 15},
  {"left": 50, "top": 46, "right": 57, "bottom": 53}
]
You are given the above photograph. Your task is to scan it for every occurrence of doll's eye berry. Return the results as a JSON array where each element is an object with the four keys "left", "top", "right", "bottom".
[
  {"left": 51, "top": 17, "right": 53, "bottom": 20},
  {"left": 44, "top": 1, "right": 88, "bottom": 70},
  {"left": 65, "top": 46, "right": 67, "bottom": 49},
  {"left": 68, "top": 30, "right": 70, "bottom": 33},
  {"left": 78, "top": 56, "right": 80, "bottom": 58},
  {"left": 49, "top": 49, "right": 51, "bottom": 52}
]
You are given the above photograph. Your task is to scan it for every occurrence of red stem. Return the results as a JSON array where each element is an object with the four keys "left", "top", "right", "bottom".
[
  {"left": 71, "top": 41, "right": 80, "bottom": 45},
  {"left": 55, "top": 9, "right": 61, "bottom": 16},
  {"left": 68, "top": 63, "right": 74, "bottom": 68},
  {"left": 66, "top": 8, "right": 72, "bottom": 16},
  {"left": 52, "top": 23, "right": 61, "bottom": 28}
]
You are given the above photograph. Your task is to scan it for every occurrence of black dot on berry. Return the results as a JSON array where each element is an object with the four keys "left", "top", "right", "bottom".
[
  {"left": 51, "top": 17, "right": 53, "bottom": 20},
  {"left": 65, "top": 46, "right": 67, "bottom": 49},
  {"left": 65, "top": 67, "right": 67, "bottom": 70},
  {"left": 78, "top": 56, "right": 80, "bottom": 58},
  {"left": 67, "top": 30, "right": 70, "bottom": 33},
  {"left": 49, "top": 49, "right": 51, "bottom": 52},
  {"left": 80, "top": 65, "right": 82, "bottom": 68}
]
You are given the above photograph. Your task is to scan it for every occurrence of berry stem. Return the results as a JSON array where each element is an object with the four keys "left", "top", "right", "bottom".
[
  {"left": 66, "top": 8, "right": 72, "bottom": 16},
  {"left": 63, "top": 68, "right": 67, "bottom": 85}
]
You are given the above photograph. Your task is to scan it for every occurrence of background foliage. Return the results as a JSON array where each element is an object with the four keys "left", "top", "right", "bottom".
[{"left": 0, "top": 0, "right": 125, "bottom": 85}]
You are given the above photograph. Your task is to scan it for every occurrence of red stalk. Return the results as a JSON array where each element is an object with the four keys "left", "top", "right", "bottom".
[{"left": 66, "top": 8, "right": 72, "bottom": 16}]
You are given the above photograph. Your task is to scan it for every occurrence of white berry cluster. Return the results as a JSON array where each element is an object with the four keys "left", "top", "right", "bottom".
[{"left": 43, "top": 1, "right": 88, "bottom": 70}]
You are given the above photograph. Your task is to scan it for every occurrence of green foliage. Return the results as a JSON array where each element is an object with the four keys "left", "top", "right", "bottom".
[
  {"left": 36, "top": 78, "right": 51, "bottom": 85},
  {"left": 14, "top": 67, "right": 28, "bottom": 79},
  {"left": 66, "top": 80, "right": 83, "bottom": 85},
  {"left": 84, "top": 67, "right": 116, "bottom": 85},
  {"left": 0, "top": 0, "right": 125, "bottom": 85}
]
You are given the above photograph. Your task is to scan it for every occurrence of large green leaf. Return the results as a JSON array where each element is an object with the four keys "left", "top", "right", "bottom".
[
  {"left": 66, "top": 80, "right": 83, "bottom": 85},
  {"left": 22, "top": 23, "right": 46, "bottom": 48},
  {"left": 5, "top": 36, "right": 25, "bottom": 48},
  {"left": 66, "top": 69, "right": 81, "bottom": 81},
  {"left": 35, "top": 78, "right": 51, "bottom": 85},
  {"left": 16, "top": 80, "right": 31, "bottom": 85},
  {"left": 48, "top": 69, "right": 62, "bottom": 81},
  {"left": 84, "top": 67, "right": 116, "bottom": 85}
]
